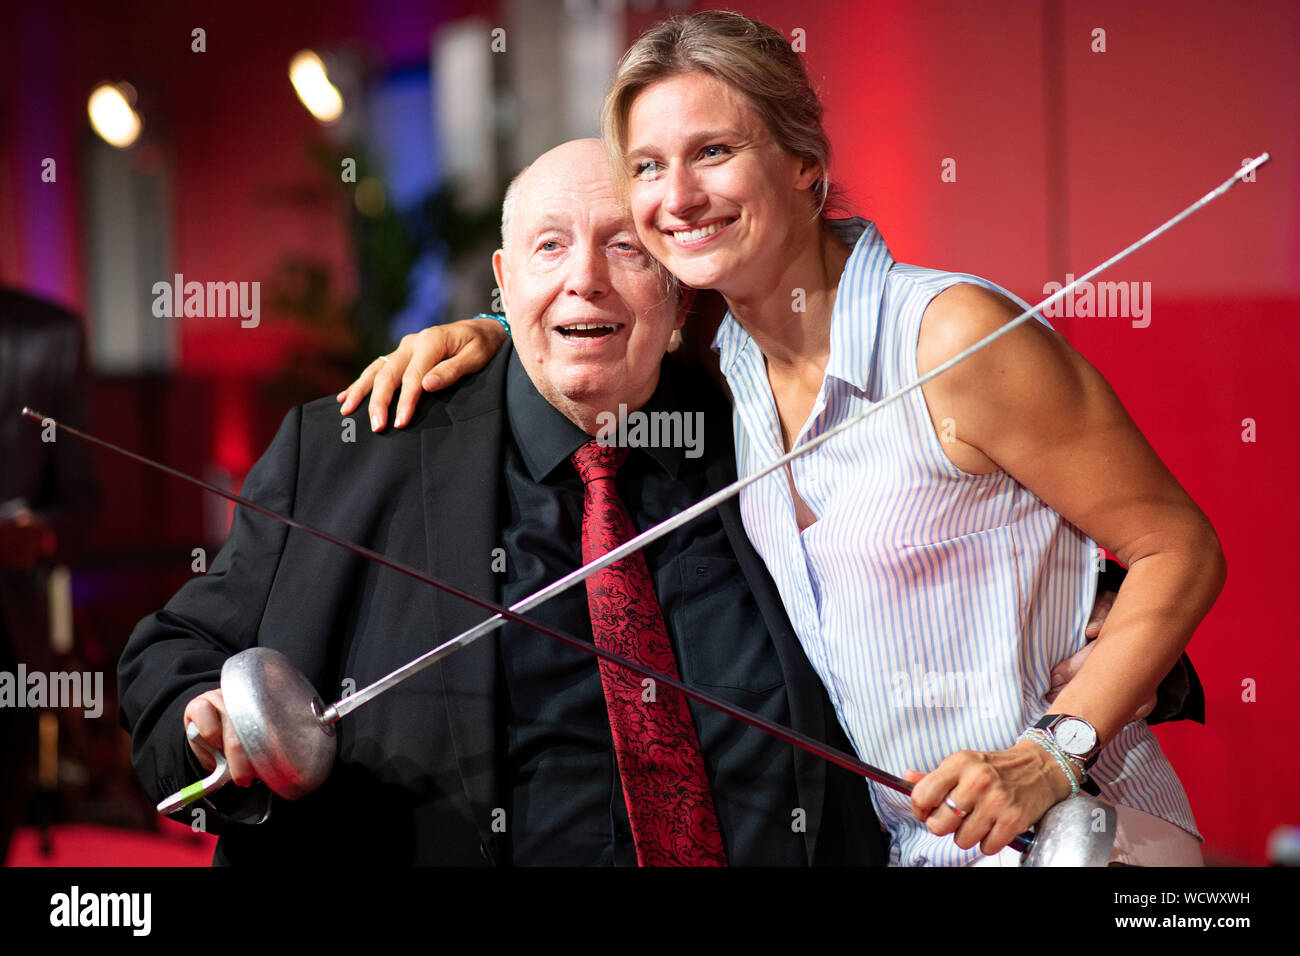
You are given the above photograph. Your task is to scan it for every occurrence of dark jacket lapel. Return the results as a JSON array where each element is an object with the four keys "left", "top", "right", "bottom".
[
  {"left": 706, "top": 439, "right": 831, "bottom": 866},
  {"left": 419, "top": 346, "right": 512, "bottom": 861}
]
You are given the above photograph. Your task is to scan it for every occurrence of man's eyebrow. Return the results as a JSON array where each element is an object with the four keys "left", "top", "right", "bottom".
[{"left": 521, "top": 216, "right": 570, "bottom": 239}]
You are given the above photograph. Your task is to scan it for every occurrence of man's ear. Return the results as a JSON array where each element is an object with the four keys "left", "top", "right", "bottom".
[
  {"left": 674, "top": 286, "right": 695, "bottom": 330},
  {"left": 491, "top": 249, "right": 509, "bottom": 314}
]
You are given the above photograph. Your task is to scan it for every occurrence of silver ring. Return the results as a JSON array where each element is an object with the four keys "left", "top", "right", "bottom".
[
  {"left": 377, "top": 355, "right": 390, "bottom": 364},
  {"left": 944, "top": 796, "right": 968, "bottom": 818}
]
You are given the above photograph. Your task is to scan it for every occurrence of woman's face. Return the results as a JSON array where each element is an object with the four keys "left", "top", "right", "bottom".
[{"left": 623, "top": 70, "right": 820, "bottom": 298}]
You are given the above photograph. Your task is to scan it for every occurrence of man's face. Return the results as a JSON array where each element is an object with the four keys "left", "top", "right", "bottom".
[{"left": 493, "top": 139, "right": 686, "bottom": 431}]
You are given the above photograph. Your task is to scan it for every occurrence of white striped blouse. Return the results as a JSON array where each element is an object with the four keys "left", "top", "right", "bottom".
[{"left": 713, "top": 218, "right": 1199, "bottom": 866}]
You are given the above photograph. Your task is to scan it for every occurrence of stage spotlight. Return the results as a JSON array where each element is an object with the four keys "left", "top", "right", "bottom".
[
  {"left": 87, "top": 82, "right": 142, "bottom": 148},
  {"left": 289, "top": 50, "right": 344, "bottom": 124}
]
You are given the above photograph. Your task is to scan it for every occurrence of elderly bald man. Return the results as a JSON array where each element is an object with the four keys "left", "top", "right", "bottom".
[{"left": 119, "top": 140, "right": 886, "bottom": 866}]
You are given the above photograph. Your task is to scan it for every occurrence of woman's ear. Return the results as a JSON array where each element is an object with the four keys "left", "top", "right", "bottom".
[{"left": 794, "top": 156, "right": 822, "bottom": 193}]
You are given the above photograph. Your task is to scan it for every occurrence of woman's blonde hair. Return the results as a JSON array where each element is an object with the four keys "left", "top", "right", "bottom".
[{"left": 601, "top": 10, "right": 835, "bottom": 216}]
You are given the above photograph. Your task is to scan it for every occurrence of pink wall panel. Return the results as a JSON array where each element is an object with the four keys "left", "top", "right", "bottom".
[
  {"left": 700, "top": 0, "right": 1297, "bottom": 864},
  {"left": 1, "top": 0, "right": 1292, "bottom": 865}
]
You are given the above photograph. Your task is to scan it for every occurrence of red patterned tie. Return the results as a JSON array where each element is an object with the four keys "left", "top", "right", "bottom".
[{"left": 570, "top": 439, "right": 728, "bottom": 866}]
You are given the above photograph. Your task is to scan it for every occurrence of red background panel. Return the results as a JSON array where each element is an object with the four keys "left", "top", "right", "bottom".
[
  {"left": 707, "top": 0, "right": 1298, "bottom": 864},
  {"left": 0, "top": 0, "right": 1294, "bottom": 864}
]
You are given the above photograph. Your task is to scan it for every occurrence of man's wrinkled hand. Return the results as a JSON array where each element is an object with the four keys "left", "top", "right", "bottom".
[
  {"left": 1084, "top": 588, "right": 1116, "bottom": 640},
  {"left": 183, "top": 688, "right": 259, "bottom": 786}
]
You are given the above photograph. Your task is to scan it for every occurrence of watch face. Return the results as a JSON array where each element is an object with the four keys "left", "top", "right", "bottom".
[{"left": 1055, "top": 718, "right": 1097, "bottom": 756}]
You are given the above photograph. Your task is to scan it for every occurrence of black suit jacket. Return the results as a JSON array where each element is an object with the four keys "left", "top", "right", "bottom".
[{"left": 118, "top": 346, "right": 886, "bottom": 865}]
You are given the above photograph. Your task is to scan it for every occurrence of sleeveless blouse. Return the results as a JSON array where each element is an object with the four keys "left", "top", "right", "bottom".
[{"left": 712, "top": 219, "right": 1199, "bottom": 866}]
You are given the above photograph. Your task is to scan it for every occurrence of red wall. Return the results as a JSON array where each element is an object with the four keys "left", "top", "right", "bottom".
[
  {"left": 704, "top": 0, "right": 1299, "bottom": 864},
  {"left": 1, "top": 0, "right": 1294, "bottom": 865}
]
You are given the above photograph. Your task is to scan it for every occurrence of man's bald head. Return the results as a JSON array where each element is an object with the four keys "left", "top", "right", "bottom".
[
  {"left": 499, "top": 164, "right": 527, "bottom": 254},
  {"left": 501, "top": 140, "right": 600, "bottom": 255}
]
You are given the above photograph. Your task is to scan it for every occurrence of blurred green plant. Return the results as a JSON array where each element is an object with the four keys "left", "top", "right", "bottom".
[{"left": 261, "top": 142, "right": 501, "bottom": 405}]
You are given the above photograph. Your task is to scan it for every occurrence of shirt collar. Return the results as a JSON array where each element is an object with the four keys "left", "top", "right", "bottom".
[
  {"left": 711, "top": 217, "right": 893, "bottom": 395},
  {"left": 506, "top": 349, "right": 683, "bottom": 482}
]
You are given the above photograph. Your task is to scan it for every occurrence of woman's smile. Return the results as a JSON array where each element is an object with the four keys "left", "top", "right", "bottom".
[{"left": 663, "top": 215, "right": 738, "bottom": 248}]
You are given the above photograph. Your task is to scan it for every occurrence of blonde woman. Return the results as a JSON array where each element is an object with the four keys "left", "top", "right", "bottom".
[{"left": 341, "top": 12, "right": 1221, "bottom": 866}]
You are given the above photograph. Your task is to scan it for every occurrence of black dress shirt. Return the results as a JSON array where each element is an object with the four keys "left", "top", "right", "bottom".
[{"left": 499, "top": 351, "right": 806, "bottom": 866}]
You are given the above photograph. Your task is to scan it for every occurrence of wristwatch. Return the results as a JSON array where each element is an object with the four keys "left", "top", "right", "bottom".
[{"left": 1033, "top": 714, "right": 1101, "bottom": 770}]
